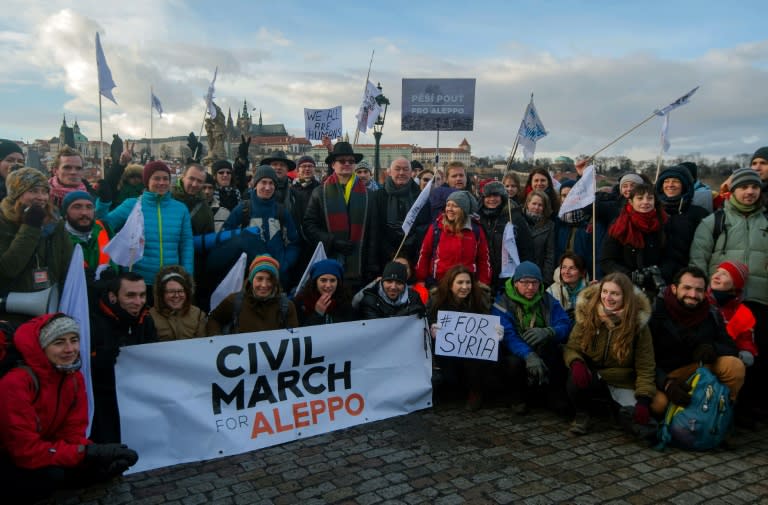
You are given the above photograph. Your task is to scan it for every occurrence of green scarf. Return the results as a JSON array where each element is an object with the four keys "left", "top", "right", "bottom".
[
  {"left": 729, "top": 194, "right": 761, "bottom": 214},
  {"left": 504, "top": 279, "right": 545, "bottom": 330}
]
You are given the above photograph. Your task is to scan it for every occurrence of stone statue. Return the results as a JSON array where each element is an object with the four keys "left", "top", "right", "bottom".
[{"left": 204, "top": 103, "right": 227, "bottom": 163}]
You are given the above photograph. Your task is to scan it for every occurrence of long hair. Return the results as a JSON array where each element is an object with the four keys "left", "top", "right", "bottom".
[
  {"left": 430, "top": 265, "right": 489, "bottom": 315},
  {"left": 525, "top": 167, "right": 560, "bottom": 214},
  {"left": 578, "top": 272, "right": 641, "bottom": 363},
  {"left": 524, "top": 190, "right": 552, "bottom": 226},
  {"left": 441, "top": 205, "right": 466, "bottom": 236}
]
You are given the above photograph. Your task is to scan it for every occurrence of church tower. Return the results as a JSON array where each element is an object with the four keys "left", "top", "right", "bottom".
[{"left": 237, "top": 100, "right": 252, "bottom": 135}]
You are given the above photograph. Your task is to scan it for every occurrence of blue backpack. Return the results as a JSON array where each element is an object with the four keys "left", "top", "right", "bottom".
[{"left": 656, "top": 366, "right": 733, "bottom": 451}]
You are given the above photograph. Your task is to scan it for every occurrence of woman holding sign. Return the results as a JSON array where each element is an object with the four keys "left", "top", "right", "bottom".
[
  {"left": 428, "top": 265, "right": 494, "bottom": 411},
  {"left": 563, "top": 272, "right": 656, "bottom": 435}
]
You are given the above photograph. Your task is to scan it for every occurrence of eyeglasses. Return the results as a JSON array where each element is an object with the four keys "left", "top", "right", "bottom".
[
  {"left": 336, "top": 158, "right": 357, "bottom": 165},
  {"left": 515, "top": 280, "right": 540, "bottom": 287},
  {"left": 165, "top": 289, "right": 185, "bottom": 296}
]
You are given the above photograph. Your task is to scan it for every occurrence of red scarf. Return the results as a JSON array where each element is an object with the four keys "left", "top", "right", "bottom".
[
  {"left": 607, "top": 203, "right": 665, "bottom": 248},
  {"left": 662, "top": 285, "right": 711, "bottom": 328}
]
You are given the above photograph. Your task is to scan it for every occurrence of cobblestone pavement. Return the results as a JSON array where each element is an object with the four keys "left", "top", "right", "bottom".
[{"left": 56, "top": 401, "right": 768, "bottom": 505}]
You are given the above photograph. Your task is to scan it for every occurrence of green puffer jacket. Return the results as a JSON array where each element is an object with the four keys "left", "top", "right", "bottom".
[
  {"left": 690, "top": 200, "right": 768, "bottom": 305},
  {"left": 563, "top": 283, "right": 656, "bottom": 399}
]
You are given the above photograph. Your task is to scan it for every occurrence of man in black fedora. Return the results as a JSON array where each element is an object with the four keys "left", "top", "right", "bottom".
[
  {"left": 261, "top": 151, "right": 295, "bottom": 209},
  {"left": 304, "top": 142, "right": 379, "bottom": 290}
]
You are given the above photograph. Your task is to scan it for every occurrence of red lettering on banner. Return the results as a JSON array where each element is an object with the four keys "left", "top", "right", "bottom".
[
  {"left": 292, "top": 402, "right": 310, "bottom": 428},
  {"left": 309, "top": 399, "right": 326, "bottom": 424},
  {"left": 250, "top": 411, "right": 275, "bottom": 438},
  {"left": 274, "top": 408, "right": 294, "bottom": 432},
  {"left": 250, "top": 393, "right": 366, "bottom": 439},
  {"left": 327, "top": 396, "right": 344, "bottom": 421}
]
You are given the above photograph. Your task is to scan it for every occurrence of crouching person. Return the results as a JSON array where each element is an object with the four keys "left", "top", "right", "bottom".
[
  {"left": 492, "top": 261, "right": 572, "bottom": 415},
  {"left": 0, "top": 314, "right": 138, "bottom": 503},
  {"left": 563, "top": 273, "right": 656, "bottom": 435}
]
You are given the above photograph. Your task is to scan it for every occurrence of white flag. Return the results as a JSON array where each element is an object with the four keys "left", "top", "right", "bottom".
[
  {"left": 294, "top": 242, "right": 327, "bottom": 295},
  {"left": 151, "top": 91, "right": 163, "bottom": 117},
  {"left": 499, "top": 223, "right": 521, "bottom": 278},
  {"left": 654, "top": 86, "right": 699, "bottom": 116},
  {"left": 558, "top": 164, "right": 596, "bottom": 218},
  {"left": 59, "top": 245, "right": 94, "bottom": 434},
  {"left": 204, "top": 67, "right": 218, "bottom": 119},
  {"left": 660, "top": 114, "right": 670, "bottom": 153},
  {"left": 401, "top": 178, "right": 433, "bottom": 235},
  {"left": 95, "top": 33, "right": 117, "bottom": 105},
  {"left": 516, "top": 98, "right": 547, "bottom": 161},
  {"left": 549, "top": 171, "right": 561, "bottom": 192},
  {"left": 355, "top": 80, "right": 383, "bottom": 134},
  {"left": 209, "top": 252, "right": 247, "bottom": 312},
  {"left": 104, "top": 199, "right": 145, "bottom": 267}
]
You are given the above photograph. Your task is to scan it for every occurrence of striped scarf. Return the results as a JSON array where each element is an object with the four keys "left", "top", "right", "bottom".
[{"left": 323, "top": 173, "right": 368, "bottom": 278}]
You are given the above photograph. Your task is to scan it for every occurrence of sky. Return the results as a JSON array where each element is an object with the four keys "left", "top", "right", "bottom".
[{"left": 1, "top": 0, "right": 766, "bottom": 162}]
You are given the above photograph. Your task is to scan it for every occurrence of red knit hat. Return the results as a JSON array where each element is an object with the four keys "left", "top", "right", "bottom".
[
  {"left": 143, "top": 161, "right": 171, "bottom": 186},
  {"left": 718, "top": 260, "right": 749, "bottom": 291}
]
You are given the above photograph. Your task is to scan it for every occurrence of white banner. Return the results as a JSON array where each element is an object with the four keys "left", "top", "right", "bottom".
[
  {"left": 304, "top": 106, "right": 342, "bottom": 141},
  {"left": 558, "top": 164, "right": 595, "bottom": 218},
  {"left": 401, "top": 178, "right": 433, "bottom": 235},
  {"left": 117, "top": 316, "right": 431, "bottom": 473},
  {"left": 499, "top": 222, "right": 520, "bottom": 279},
  {"left": 434, "top": 311, "right": 500, "bottom": 362}
]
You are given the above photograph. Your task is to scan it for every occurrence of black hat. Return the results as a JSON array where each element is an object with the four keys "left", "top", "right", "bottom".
[
  {"left": 381, "top": 261, "right": 407, "bottom": 284},
  {"left": 212, "top": 160, "right": 233, "bottom": 173},
  {"left": 325, "top": 142, "right": 363, "bottom": 166},
  {"left": 261, "top": 151, "right": 295, "bottom": 170},
  {"left": 253, "top": 164, "right": 278, "bottom": 185},
  {"left": 411, "top": 160, "right": 424, "bottom": 170},
  {"left": 750, "top": 146, "right": 768, "bottom": 165}
]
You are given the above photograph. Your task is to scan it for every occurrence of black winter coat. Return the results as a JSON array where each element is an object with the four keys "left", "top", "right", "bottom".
[
  {"left": 478, "top": 203, "right": 534, "bottom": 294},
  {"left": 359, "top": 285, "right": 425, "bottom": 319},
  {"left": 374, "top": 178, "right": 431, "bottom": 266},
  {"left": 660, "top": 203, "right": 709, "bottom": 283}
]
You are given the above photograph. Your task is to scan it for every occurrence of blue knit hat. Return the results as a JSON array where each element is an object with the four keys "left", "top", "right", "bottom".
[
  {"left": 513, "top": 261, "right": 543, "bottom": 283},
  {"left": 61, "top": 190, "right": 94, "bottom": 214},
  {"left": 310, "top": 259, "right": 344, "bottom": 281}
]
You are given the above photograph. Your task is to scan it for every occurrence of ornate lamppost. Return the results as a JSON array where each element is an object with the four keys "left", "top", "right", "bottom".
[{"left": 372, "top": 82, "right": 390, "bottom": 185}]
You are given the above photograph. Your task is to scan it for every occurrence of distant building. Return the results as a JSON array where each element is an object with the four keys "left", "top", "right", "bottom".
[{"left": 412, "top": 138, "right": 472, "bottom": 167}]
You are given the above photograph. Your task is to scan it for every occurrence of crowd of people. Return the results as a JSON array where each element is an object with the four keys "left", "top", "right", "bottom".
[{"left": 0, "top": 134, "right": 767, "bottom": 501}]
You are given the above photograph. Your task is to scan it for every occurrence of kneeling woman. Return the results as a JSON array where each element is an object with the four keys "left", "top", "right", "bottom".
[
  {"left": 207, "top": 254, "right": 299, "bottom": 334},
  {"left": 295, "top": 259, "right": 357, "bottom": 325},
  {"left": 428, "top": 265, "right": 493, "bottom": 410},
  {"left": 0, "top": 314, "right": 139, "bottom": 502},
  {"left": 563, "top": 273, "right": 656, "bottom": 435}
]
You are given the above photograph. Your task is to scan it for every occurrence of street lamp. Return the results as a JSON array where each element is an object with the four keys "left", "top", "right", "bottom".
[{"left": 372, "top": 82, "right": 390, "bottom": 185}]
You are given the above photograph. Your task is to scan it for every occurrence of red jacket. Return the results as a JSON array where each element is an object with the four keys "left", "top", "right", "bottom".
[
  {"left": 415, "top": 216, "right": 492, "bottom": 286},
  {"left": 707, "top": 291, "right": 758, "bottom": 355},
  {"left": 0, "top": 314, "right": 89, "bottom": 469}
]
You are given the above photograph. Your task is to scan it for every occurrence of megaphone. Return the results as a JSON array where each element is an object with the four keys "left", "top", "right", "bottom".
[{"left": 0, "top": 284, "right": 59, "bottom": 317}]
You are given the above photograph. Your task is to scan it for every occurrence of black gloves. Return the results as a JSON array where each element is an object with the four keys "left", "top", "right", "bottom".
[
  {"left": 97, "top": 179, "right": 113, "bottom": 203},
  {"left": 237, "top": 135, "right": 251, "bottom": 161},
  {"left": 187, "top": 132, "right": 203, "bottom": 163},
  {"left": 692, "top": 344, "right": 717, "bottom": 365},
  {"left": 630, "top": 269, "right": 645, "bottom": 286},
  {"left": 110, "top": 134, "right": 123, "bottom": 163},
  {"left": 334, "top": 239, "right": 354, "bottom": 256},
  {"left": 665, "top": 378, "right": 692, "bottom": 406},
  {"left": 525, "top": 353, "right": 549, "bottom": 386},
  {"left": 23, "top": 205, "right": 46, "bottom": 227},
  {"left": 521, "top": 327, "right": 555, "bottom": 349},
  {"left": 85, "top": 443, "right": 139, "bottom": 474}
]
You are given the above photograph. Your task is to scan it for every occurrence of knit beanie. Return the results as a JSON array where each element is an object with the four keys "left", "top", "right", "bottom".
[
  {"left": 253, "top": 165, "right": 278, "bottom": 185},
  {"left": 559, "top": 179, "right": 577, "bottom": 190},
  {"left": 296, "top": 155, "right": 316, "bottom": 167},
  {"left": 619, "top": 173, "right": 644, "bottom": 187},
  {"left": 679, "top": 161, "right": 698, "bottom": 181},
  {"left": 5, "top": 167, "right": 49, "bottom": 203},
  {"left": 310, "top": 259, "right": 344, "bottom": 281},
  {"left": 204, "top": 172, "right": 215, "bottom": 185},
  {"left": 718, "top": 260, "right": 749, "bottom": 291},
  {"left": 0, "top": 139, "right": 23, "bottom": 161},
  {"left": 248, "top": 254, "right": 280, "bottom": 283},
  {"left": 143, "top": 161, "right": 171, "bottom": 186},
  {"left": 212, "top": 160, "right": 233, "bottom": 173},
  {"left": 381, "top": 261, "right": 408, "bottom": 284},
  {"left": 356, "top": 160, "right": 372, "bottom": 172},
  {"left": 447, "top": 190, "right": 474, "bottom": 216},
  {"left": 729, "top": 168, "right": 762, "bottom": 191},
  {"left": 39, "top": 315, "right": 80, "bottom": 349},
  {"left": 750, "top": 146, "right": 768, "bottom": 165},
  {"left": 513, "top": 261, "right": 543, "bottom": 283},
  {"left": 61, "top": 190, "right": 94, "bottom": 214}
]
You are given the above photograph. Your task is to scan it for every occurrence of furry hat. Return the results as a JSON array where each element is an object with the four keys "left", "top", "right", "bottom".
[{"left": 4, "top": 167, "right": 48, "bottom": 203}]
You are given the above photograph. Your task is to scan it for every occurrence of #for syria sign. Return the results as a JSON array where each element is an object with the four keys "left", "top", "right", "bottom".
[
  {"left": 116, "top": 316, "right": 431, "bottom": 473},
  {"left": 401, "top": 78, "right": 476, "bottom": 131},
  {"left": 434, "top": 311, "right": 501, "bottom": 362}
]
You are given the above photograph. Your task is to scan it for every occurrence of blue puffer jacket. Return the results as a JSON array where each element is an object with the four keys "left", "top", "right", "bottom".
[
  {"left": 97, "top": 191, "right": 193, "bottom": 283},
  {"left": 222, "top": 190, "right": 300, "bottom": 280}
]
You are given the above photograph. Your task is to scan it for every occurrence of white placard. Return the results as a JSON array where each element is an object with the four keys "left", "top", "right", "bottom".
[{"left": 434, "top": 310, "right": 500, "bottom": 362}]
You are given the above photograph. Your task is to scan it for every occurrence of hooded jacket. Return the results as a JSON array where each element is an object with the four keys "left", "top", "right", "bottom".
[
  {"left": 563, "top": 284, "right": 656, "bottom": 399},
  {"left": 0, "top": 314, "right": 89, "bottom": 469}
]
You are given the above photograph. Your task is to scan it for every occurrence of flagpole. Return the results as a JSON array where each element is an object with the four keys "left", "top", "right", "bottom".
[
  {"left": 150, "top": 86, "right": 154, "bottom": 160},
  {"left": 507, "top": 93, "right": 532, "bottom": 169},
  {"left": 586, "top": 112, "right": 658, "bottom": 161},
  {"left": 591, "top": 167, "right": 597, "bottom": 281},
  {"left": 435, "top": 126, "right": 440, "bottom": 169},
  {"left": 353, "top": 49, "right": 375, "bottom": 146},
  {"left": 99, "top": 92, "right": 105, "bottom": 175},
  {"left": 653, "top": 115, "right": 668, "bottom": 183}
]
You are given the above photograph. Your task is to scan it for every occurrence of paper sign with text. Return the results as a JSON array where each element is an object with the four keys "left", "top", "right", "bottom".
[
  {"left": 304, "top": 106, "right": 342, "bottom": 141},
  {"left": 434, "top": 311, "right": 500, "bottom": 362}
]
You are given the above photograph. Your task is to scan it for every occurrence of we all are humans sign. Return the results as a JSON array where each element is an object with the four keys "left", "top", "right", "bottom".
[
  {"left": 304, "top": 106, "right": 342, "bottom": 141},
  {"left": 401, "top": 78, "right": 476, "bottom": 131}
]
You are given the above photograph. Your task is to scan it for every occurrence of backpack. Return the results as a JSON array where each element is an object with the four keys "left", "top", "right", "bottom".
[
  {"left": 656, "top": 366, "right": 733, "bottom": 451},
  {"left": 222, "top": 291, "right": 291, "bottom": 335},
  {"left": 0, "top": 321, "right": 40, "bottom": 402}
]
